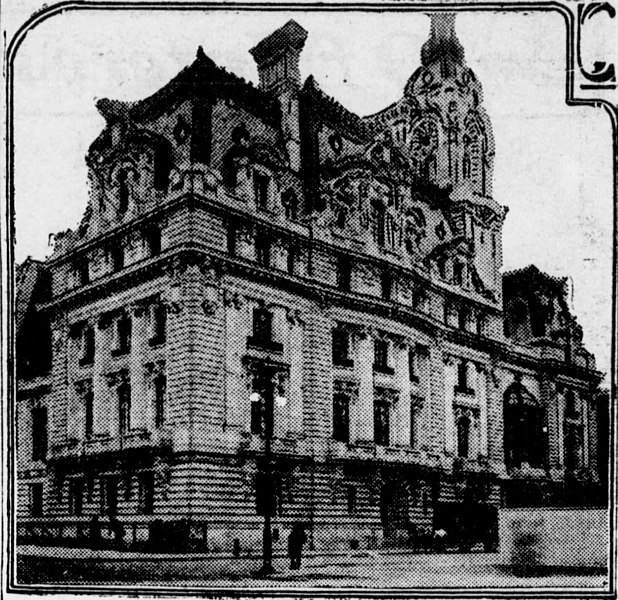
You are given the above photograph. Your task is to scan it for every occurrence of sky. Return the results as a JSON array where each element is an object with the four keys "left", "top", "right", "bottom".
[{"left": 11, "top": 9, "right": 615, "bottom": 381}]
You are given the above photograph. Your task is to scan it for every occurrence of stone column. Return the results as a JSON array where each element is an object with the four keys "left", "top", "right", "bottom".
[
  {"left": 581, "top": 390, "right": 589, "bottom": 467},
  {"left": 93, "top": 315, "right": 114, "bottom": 436},
  {"left": 443, "top": 356, "right": 456, "bottom": 454},
  {"left": 393, "top": 341, "right": 411, "bottom": 446},
  {"left": 476, "top": 365, "right": 488, "bottom": 456},
  {"left": 355, "top": 327, "right": 375, "bottom": 444},
  {"left": 287, "top": 309, "right": 304, "bottom": 437},
  {"left": 129, "top": 303, "right": 149, "bottom": 431},
  {"left": 544, "top": 379, "right": 562, "bottom": 474},
  {"left": 223, "top": 291, "right": 246, "bottom": 432}
]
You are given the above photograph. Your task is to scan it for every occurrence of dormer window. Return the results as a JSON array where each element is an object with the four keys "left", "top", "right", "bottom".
[
  {"left": 282, "top": 188, "right": 298, "bottom": 221},
  {"left": 254, "top": 172, "right": 269, "bottom": 209},
  {"left": 255, "top": 235, "right": 271, "bottom": 268},
  {"left": 110, "top": 245, "right": 124, "bottom": 272},
  {"left": 336, "top": 255, "right": 351, "bottom": 292},
  {"left": 380, "top": 271, "right": 392, "bottom": 301},
  {"left": 117, "top": 169, "right": 130, "bottom": 215},
  {"left": 145, "top": 226, "right": 161, "bottom": 257},
  {"left": 332, "top": 328, "right": 353, "bottom": 368},
  {"left": 75, "top": 259, "right": 90, "bottom": 286},
  {"left": 453, "top": 262, "right": 464, "bottom": 286},
  {"left": 374, "top": 339, "right": 394, "bottom": 375}
]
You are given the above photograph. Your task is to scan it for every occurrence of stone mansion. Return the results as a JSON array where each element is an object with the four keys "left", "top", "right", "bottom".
[{"left": 15, "top": 15, "right": 605, "bottom": 553}]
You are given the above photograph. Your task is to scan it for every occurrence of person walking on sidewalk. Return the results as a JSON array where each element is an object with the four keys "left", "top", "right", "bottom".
[{"left": 288, "top": 523, "right": 307, "bottom": 570}]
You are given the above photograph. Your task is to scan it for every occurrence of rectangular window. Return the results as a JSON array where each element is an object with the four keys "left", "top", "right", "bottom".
[
  {"left": 374, "top": 399, "right": 390, "bottom": 446},
  {"left": 84, "top": 390, "right": 94, "bottom": 438},
  {"left": 410, "top": 406, "right": 417, "bottom": 448},
  {"left": 138, "top": 472, "right": 155, "bottom": 515},
  {"left": 68, "top": 479, "right": 84, "bottom": 516},
  {"left": 333, "top": 393, "right": 350, "bottom": 443},
  {"left": 287, "top": 246, "right": 296, "bottom": 275},
  {"left": 30, "top": 483, "right": 43, "bottom": 517},
  {"left": 76, "top": 259, "right": 90, "bottom": 286},
  {"left": 408, "top": 348, "right": 419, "bottom": 383},
  {"left": 110, "top": 246, "right": 125, "bottom": 272},
  {"left": 453, "top": 262, "right": 464, "bottom": 286},
  {"left": 227, "top": 223, "right": 236, "bottom": 256},
  {"left": 31, "top": 406, "right": 47, "bottom": 462},
  {"left": 374, "top": 339, "right": 394, "bottom": 375},
  {"left": 149, "top": 304, "right": 167, "bottom": 346},
  {"left": 380, "top": 271, "right": 392, "bottom": 301},
  {"left": 455, "top": 360, "right": 474, "bottom": 395},
  {"left": 154, "top": 374, "right": 166, "bottom": 428},
  {"left": 112, "top": 313, "right": 131, "bottom": 356},
  {"left": 79, "top": 325, "right": 95, "bottom": 366},
  {"left": 336, "top": 255, "right": 351, "bottom": 292},
  {"left": 332, "top": 329, "right": 353, "bottom": 368},
  {"left": 458, "top": 308, "right": 468, "bottom": 331},
  {"left": 255, "top": 236, "right": 271, "bottom": 268},
  {"left": 247, "top": 307, "right": 283, "bottom": 353},
  {"left": 254, "top": 172, "right": 270, "bottom": 209},
  {"left": 118, "top": 382, "right": 131, "bottom": 434},
  {"left": 145, "top": 226, "right": 162, "bottom": 257},
  {"left": 346, "top": 485, "right": 357, "bottom": 513},
  {"left": 101, "top": 477, "right": 118, "bottom": 516}
]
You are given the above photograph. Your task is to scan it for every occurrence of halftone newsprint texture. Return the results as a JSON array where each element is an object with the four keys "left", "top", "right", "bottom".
[{"left": 3, "top": 0, "right": 617, "bottom": 597}]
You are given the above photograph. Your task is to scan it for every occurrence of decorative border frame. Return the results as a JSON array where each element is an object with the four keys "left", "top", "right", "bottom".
[{"left": 3, "top": 1, "right": 617, "bottom": 597}]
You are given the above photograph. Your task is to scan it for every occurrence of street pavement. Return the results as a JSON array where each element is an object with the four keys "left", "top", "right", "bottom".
[{"left": 16, "top": 546, "right": 609, "bottom": 590}]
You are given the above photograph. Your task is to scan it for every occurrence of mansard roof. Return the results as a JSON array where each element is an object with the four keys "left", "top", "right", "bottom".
[
  {"left": 94, "top": 47, "right": 281, "bottom": 127},
  {"left": 301, "top": 75, "right": 375, "bottom": 142}
]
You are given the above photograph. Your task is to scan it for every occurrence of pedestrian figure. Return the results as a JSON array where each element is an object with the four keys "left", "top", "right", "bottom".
[
  {"left": 109, "top": 514, "right": 124, "bottom": 549},
  {"left": 89, "top": 514, "right": 101, "bottom": 549},
  {"left": 288, "top": 523, "right": 307, "bottom": 570},
  {"left": 433, "top": 528, "right": 447, "bottom": 553}
]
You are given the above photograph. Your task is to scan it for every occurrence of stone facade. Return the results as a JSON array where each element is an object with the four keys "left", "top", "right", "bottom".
[{"left": 15, "top": 16, "right": 604, "bottom": 554}]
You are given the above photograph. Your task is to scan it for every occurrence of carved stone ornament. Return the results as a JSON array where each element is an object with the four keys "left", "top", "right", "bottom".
[
  {"left": 223, "top": 290, "right": 244, "bottom": 310},
  {"left": 161, "top": 287, "right": 183, "bottom": 314},
  {"left": 375, "top": 386, "right": 399, "bottom": 404},
  {"left": 74, "top": 379, "right": 93, "bottom": 396},
  {"left": 105, "top": 369, "right": 130, "bottom": 388},
  {"left": 286, "top": 308, "right": 305, "bottom": 326},
  {"left": 334, "top": 379, "right": 359, "bottom": 400},
  {"left": 410, "top": 394, "right": 425, "bottom": 409},
  {"left": 443, "top": 353, "right": 456, "bottom": 367},
  {"left": 201, "top": 285, "right": 221, "bottom": 316},
  {"left": 145, "top": 360, "right": 165, "bottom": 378},
  {"left": 357, "top": 324, "right": 377, "bottom": 340}
]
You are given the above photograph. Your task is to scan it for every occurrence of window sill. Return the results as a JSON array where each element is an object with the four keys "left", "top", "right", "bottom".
[
  {"left": 454, "top": 386, "right": 475, "bottom": 396},
  {"left": 148, "top": 336, "right": 165, "bottom": 348},
  {"left": 374, "top": 365, "right": 395, "bottom": 376},
  {"left": 111, "top": 348, "right": 130, "bottom": 358},
  {"left": 246, "top": 337, "right": 284, "bottom": 354},
  {"left": 333, "top": 358, "right": 354, "bottom": 369}
]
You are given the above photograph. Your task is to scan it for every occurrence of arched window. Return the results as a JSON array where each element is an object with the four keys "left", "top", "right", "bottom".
[
  {"left": 503, "top": 381, "right": 545, "bottom": 468},
  {"left": 457, "top": 416, "right": 470, "bottom": 458}
]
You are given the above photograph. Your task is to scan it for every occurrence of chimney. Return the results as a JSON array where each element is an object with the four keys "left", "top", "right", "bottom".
[{"left": 249, "top": 20, "right": 308, "bottom": 92}]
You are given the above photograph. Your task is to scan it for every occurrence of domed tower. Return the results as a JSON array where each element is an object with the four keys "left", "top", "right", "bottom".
[{"left": 404, "top": 13, "right": 495, "bottom": 198}]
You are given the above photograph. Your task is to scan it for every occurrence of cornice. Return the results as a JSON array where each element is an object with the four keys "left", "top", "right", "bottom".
[{"left": 36, "top": 243, "right": 600, "bottom": 387}]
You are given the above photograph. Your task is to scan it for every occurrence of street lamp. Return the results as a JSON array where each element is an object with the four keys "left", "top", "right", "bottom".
[{"left": 253, "top": 377, "right": 287, "bottom": 577}]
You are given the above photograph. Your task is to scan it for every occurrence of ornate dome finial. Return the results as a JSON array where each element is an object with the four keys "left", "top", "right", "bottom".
[{"left": 420, "top": 12, "right": 465, "bottom": 67}]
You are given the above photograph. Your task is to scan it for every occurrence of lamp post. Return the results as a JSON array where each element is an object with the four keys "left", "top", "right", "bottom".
[{"left": 253, "top": 373, "right": 287, "bottom": 577}]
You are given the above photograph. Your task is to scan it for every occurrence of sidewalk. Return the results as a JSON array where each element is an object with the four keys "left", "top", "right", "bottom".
[{"left": 16, "top": 545, "right": 608, "bottom": 589}]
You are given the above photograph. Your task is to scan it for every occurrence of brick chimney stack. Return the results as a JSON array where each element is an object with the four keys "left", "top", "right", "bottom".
[{"left": 250, "top": 20, "right": 308, "bottom": 171}]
